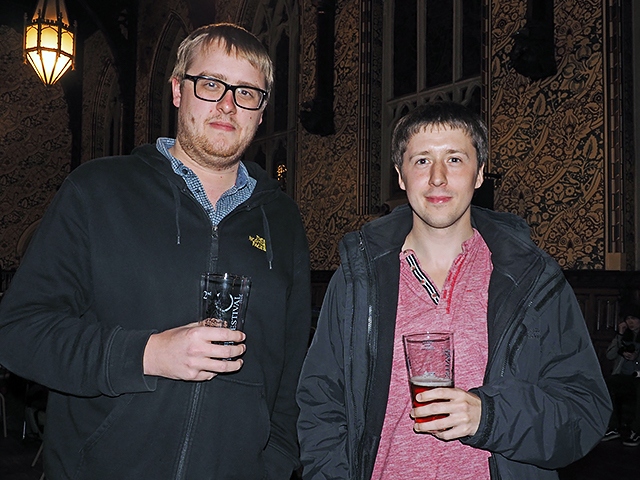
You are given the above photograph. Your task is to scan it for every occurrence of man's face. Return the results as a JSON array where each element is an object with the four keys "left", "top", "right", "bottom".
[
  {"left": 396, "top": 125, "right": 483, "bottom": 233},
  {"left": 626, "top": 316, "right": 640, "bottom": 332},
  {"left": 171, "top": 43, "right": 266, "bottom": 170}
]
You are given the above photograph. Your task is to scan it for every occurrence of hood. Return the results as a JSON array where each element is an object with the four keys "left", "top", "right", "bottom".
[
  {"left": 131, "top": 143, "right": 282, "bottom": 200},
  {"left": 355, "top": 203, "right": 546, "bottom": 281},
  {"left": 131, "top": 143, "right": 282, "bottom": 268}
]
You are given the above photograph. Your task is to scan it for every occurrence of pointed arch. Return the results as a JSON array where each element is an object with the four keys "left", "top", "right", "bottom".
[
  {"left": 240, "top": 0, "right": 300, "bottom": 198},
  {"left": 148, "top": 13, "right": 189, "bottom": 142}
]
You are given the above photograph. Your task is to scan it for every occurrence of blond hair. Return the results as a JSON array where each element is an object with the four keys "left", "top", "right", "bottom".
[{"left": 171, "top": 23, "right": 273, "bottom": 94}]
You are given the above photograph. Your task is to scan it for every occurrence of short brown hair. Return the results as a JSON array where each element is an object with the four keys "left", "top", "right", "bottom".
[
  {"left": 171, "top": 23, "right": 274, "bottom": 95},
  {"left": 391, "top": 101, "right": 488, "bottom": 172}
]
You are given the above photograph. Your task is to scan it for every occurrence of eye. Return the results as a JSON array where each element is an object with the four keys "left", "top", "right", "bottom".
[
  {"left": 449, "top": 156, "right": 462, "bottom": 163},
  {"left": 201, "top": 78, "right": 222, "bottom": 91},
  {"left": 415, "top": 157, "right": 427, "bottom": 165},
  {"left": 237, "top": 87, "right": 258, "bottom": 100}
]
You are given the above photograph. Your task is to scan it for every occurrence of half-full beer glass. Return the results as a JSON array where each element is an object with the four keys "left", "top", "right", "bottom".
[{"left": 402, "top": 332, "right": 454, "bottom": 423}]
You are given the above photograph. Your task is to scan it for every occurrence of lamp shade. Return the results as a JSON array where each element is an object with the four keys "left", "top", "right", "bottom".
[{"left": 24, "top": 0, "right": 76, "bottom": 85}]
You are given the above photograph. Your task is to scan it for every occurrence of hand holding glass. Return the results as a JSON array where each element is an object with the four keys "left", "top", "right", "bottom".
[{"left": 403, "top": 332, "right": 454, "bottom": 423}]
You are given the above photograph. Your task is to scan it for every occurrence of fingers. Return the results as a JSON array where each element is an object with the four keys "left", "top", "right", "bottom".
[
  {"left": 412, "top": 388, "right": 481, "bottom": 439},
  {"left": 415, "top": 387, "right": 457, "bottom": 404},
  {"left": 413, "top": 409, "right": 477, "bottom": 439},
  {"left": 203, "top": 341, "right": 246, "bottom": 360},
  {"left": 175, "top": 343, "right": 245, "bottom": 378},
  {"left": 196, "top": 323, "right": 246, "bottom": 344},
  {"left": 184, "top": 329, "right": 246, "bottom": 365},
  {"left": 198, "top": 357, "right": 245, "bottom": 380},
  {"left": 143, "top": 324, "right": 247, "bottom": 381}
]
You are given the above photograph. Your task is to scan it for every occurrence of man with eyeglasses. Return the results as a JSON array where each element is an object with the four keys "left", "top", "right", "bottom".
[{"left": 0, "top": 23, "right": 311, "bottom": 480}]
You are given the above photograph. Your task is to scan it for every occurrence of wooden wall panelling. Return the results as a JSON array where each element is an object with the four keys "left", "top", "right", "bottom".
[
  {"left": 566, "top": 271, "right": 640, "bottom": 375},
  {"left": 573, "top": 288, "right": 620, "bottom": 375}
]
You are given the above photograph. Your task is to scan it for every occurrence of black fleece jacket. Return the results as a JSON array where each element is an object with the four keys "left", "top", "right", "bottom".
[{"left": 0, "top": 144, "right": 311, "bottom": 479}]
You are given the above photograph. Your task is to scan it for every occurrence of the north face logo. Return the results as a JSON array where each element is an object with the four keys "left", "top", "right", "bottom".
[{"left": 249, "top": 235, "right": 267, "bottom": 252}]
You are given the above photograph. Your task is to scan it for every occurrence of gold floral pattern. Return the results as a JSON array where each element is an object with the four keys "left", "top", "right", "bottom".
[
  {"left": 297, "top": 0, "right": 374, "bottom": 270},
  {"left": 0, "top": 1, "right": 630, "bottom": 274},
  {"left": 490, "top": 0, "right": 606, "bottom": 269}
]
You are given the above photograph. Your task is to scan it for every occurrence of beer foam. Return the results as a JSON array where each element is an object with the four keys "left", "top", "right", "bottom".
[{"left": 410, "top": 375, "right": 453, "bottom": 388}]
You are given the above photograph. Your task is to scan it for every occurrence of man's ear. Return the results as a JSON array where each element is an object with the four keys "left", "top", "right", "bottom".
[
  {"left": 171, "top": 77, "right": 182, "bottom": 108},
  {"left": 395, "top": 164, "right": 406, "bottom": 191},
  {"left": 475, "top": 166, "right": 484, "bottom": 189}
]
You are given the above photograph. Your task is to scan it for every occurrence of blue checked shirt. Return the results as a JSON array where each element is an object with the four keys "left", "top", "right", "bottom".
[{"left": 156, "top": 137, "right": 256, "bottom": 226}]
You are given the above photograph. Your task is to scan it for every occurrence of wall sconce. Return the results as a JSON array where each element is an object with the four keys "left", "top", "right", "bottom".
[
  {"left": 510, "top": 0, "right": 556, "bottom": 80},
  {"left": 24, "top": 0, "right": 77, "bottom": 86},
  {"left": 300, "top": 0, "right": 335, "bottom": 136}
]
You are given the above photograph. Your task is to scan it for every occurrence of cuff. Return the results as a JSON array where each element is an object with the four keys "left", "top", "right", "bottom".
[{"left": 106, "top": 328, "right": 157, "bottom": 395}]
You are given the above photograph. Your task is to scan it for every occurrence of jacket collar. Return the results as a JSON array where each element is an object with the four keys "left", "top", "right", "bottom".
[{"left": 132, "top": 143, "right": 282, "bottom": 205}]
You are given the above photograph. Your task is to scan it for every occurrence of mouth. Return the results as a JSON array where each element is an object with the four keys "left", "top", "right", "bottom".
[
  {"left": 426, "top": 196, "right": 452, "bottom": 205},
  {"left": 207, "top": 119, "right": 236, "bottom": 132}
]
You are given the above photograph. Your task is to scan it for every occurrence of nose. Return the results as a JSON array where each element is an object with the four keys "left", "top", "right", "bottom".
[
  {"left": 429, "top": 161, "right": 447, "bottom": 187},
  {"left": 217, "top": 89, "right": 237, "bottom": 114}
]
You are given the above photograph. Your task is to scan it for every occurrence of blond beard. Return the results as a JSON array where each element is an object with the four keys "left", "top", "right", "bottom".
[{"left": 176, "top": 111, "right": 258, "bottom": 171}]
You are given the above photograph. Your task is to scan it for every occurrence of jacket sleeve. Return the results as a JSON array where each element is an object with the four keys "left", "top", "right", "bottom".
[
  {"left": 296, "top": 267, "right": 350, "bottom": 479},
  {"left": 461, "top": 280, "right": 612, "bottom": 469},
  {"left": 0, "top": 177, "right": 155, "bottom": 397},
  {"left": 605, "top": 334, "right": 622, "bottom": 361},
  {"left": 264, "top": 218, "right": 313, "bottom": 479}
]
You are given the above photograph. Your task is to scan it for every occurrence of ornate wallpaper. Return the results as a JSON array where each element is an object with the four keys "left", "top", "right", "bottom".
[
  {"left": 298, "top": 0, "right": 612, "bottom": 270},
  {"left": 297, "top": 0, "right": 374, "bottom": 270},
  {"left": 0, "top": 0, "right": 631, "bottom": 273},
  {"left": 0, "top": 26, "right": 71, "bottom": 270},
  {"left": 489, "top": 0, "right": 606, "bottom": 269}
]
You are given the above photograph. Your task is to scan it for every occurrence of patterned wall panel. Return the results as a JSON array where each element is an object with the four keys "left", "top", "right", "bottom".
[
  {"left": 489, "top": 0, "right": 606, "bottom": 269},
  {"left": 216, "top": 0, "right": 244, "bottom": 24},
  {"left": 297, "top": 0, "right": 373, "bottom": 270},
  {"left": 0, "top": 26, "right": 71, "bottom": 269}
]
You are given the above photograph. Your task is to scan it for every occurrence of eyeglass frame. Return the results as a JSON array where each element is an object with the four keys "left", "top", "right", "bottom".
[{"left": 183, "top": 74, "right": 269, "bottom": 111}]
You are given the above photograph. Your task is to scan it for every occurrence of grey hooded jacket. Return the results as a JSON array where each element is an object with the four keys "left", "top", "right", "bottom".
[{"left": 297, "top": 204, "right": 611, "bottom": 479}]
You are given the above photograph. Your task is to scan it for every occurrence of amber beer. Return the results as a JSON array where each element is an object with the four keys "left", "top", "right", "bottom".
[
  {"left": 409, "top": 375, "right": 453, "bottom": 423},
  {"left": 403, "top": 332, "right": 454, "bottom": 425}
]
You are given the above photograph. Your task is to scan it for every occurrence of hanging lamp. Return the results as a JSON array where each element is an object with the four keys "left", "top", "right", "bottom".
[{"left": 24, "top": 0, "right": 76, "bottom": 85}]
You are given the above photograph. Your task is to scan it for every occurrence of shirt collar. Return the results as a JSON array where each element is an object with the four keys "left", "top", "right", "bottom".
[{"left": 156, "top": 137, "right": 250, "bottom": 190}]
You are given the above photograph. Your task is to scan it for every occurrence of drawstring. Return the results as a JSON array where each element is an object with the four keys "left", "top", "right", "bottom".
[
  {"left": 168, "top": 176, "right": 272, "bottom": 267},
  {"left": 260, "top": 205, "right": 273, "bottom": 270},
  {"left": 169, "top": 181, "right": 182, "bottom": 245}
]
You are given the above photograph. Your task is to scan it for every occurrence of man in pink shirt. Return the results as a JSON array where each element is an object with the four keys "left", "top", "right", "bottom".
[{"left": 297, "top": 101, "right": 611, "bottom": 479}]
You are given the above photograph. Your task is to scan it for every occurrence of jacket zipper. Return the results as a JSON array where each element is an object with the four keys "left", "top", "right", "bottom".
[
  {"left": 170, "top": 180, "right": 274, "bottom": 478},
  {"left": 208, "top": 224, "right": 218, "bottom": 271},
  {"left": 355, "top": 232, "right": 378, "bottom": 479},
  {"left": 175, "top": 384, "right": 203, "bottom": 479},
  {"left": 174, "top": 191, "right": 218, "bottom": 479}
]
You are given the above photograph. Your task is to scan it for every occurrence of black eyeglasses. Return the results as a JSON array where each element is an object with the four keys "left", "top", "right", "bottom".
[{"left": 183, "top": 74, "right": 268, "bottom": 110}]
